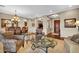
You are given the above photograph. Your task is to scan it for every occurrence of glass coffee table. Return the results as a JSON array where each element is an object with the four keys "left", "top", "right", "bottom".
[{"left": 31, "top": 36, "right": 57, "bottom": 53}]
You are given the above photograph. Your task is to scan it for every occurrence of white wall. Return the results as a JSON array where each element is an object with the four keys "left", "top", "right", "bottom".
[{"left": 59, "top": 9, "right": 79, "bottom": 37}]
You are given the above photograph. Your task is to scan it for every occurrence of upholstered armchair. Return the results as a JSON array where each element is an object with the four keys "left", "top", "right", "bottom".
[
  {"left": 0, "top": 32, "right": 24, "bottom": 53},
  {"left": 3, "top": 39, "right": 17, "bottom": 53},
  {"left": 8, "top": 27, "right": 15, "bottom": 34},
  {"left": 15, "top": 27, "right": 21, "bottom": 35}
]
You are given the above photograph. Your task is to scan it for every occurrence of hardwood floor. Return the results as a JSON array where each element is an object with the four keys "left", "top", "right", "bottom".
[{"left": 17, "top": 37, "right": 65, "bottom": 53}]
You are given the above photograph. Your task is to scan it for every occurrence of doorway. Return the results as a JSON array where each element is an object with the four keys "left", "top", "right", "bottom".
[
  {"left": 37, "top": 20, "right": 43, "bottom": 28},
  {"left": 54, "top": 20, "right": 60, "bottom": 38}
]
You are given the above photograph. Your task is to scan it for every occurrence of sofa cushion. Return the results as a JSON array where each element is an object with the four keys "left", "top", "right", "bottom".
[{"left": 3, "top": 39, "right": 17, "bottom": 52}]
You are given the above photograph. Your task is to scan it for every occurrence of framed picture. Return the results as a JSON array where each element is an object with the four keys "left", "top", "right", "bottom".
[
  {"left": 1, "top": 19, "right": 11, "bottom": 28},
  {"left": 64, "top": 18, "right": 76, "bottom": 28}
]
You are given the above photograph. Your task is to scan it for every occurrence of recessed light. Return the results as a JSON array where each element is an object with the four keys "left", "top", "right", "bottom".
[
  {"left": 24, "top": 19, "right": 27, "bottom": 22},
  {"left": 52, "top": 14, "right": 59, "bottom": 17},
  {"left": 48, "top": 14, "right": 59, "bottom": 18},
  {"left": 38, "top": 18, "right": 42, "bottom": 20}
]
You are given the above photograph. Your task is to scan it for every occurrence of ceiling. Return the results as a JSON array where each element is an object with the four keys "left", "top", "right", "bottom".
[{"left": 0, "top": 5, "right": 79, "bottom": 18}]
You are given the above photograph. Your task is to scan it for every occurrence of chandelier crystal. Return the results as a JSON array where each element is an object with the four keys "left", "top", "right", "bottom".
[{"left": 11, "top": 10, "right": 20, "bottom": 23}]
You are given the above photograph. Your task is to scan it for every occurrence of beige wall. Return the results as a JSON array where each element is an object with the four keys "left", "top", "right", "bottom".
[
  {"left": 0, "top": 13, "right": 27, "bottom": 33},
  {"left": 1, "top": 8, "right": 78, "bottom": 37},
  {"left": 60, "top": 9, "right": 79, "bottom": 37},
  {"left": 34, "top": 16, "right": 50, "bottom": 34},
  {"left": 0, "top": 13, "right": 51, "bottom": 34},
  {"left": 0, "top": 13, "right": 12, "bottom": 33},
  {"left": 53, "top": 8, "right": 79, "bottom": 37}
]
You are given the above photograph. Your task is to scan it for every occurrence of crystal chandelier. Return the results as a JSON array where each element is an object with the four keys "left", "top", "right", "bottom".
[{"left": 11, "top": 10, "right": 20, "bottom": 23}]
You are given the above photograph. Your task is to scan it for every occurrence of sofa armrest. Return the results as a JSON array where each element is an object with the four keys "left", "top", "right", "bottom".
[{"left": 64, "top": 38, "right": 79, "bottom": 53}]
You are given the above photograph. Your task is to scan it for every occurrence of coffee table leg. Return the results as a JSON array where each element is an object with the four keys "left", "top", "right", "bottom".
[{"left": 46, "top": 47, "right": 48, "bottom": 53}]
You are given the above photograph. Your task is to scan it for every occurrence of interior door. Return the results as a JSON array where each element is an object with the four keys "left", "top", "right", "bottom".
[{"left": 54, "top": 20, "right": 60, "bottom": 38}]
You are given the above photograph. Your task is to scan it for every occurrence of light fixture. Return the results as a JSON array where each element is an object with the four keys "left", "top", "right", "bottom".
[
  {"left": 38, "top": 18, "right": 42, "bottom": 20},
  {"left": 75, "top": 20, "right": 79, "bottom": 26},
  {"left": 53, "top": 14, "right": 59, "bottom": 17},
  {"left": 24, "top": 19, "right": 27, "bottom": 22},
  {"left": 11, "top": 10, "right": 20, "bottom": 23},
  {"left": 49, "top": 14, "right": 59, "bottom": 18},
  {"left": 75, "top": 20, "right": 79, "bottom": 31}
]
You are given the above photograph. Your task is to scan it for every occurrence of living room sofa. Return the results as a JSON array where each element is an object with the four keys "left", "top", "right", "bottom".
[{"left": 64, "top": 37, "right": 79, "bottom": 53}]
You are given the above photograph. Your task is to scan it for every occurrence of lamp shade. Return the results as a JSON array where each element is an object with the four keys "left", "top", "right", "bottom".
[{"left": 75, "top": 20, "right": 79, "bottom": 26}]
